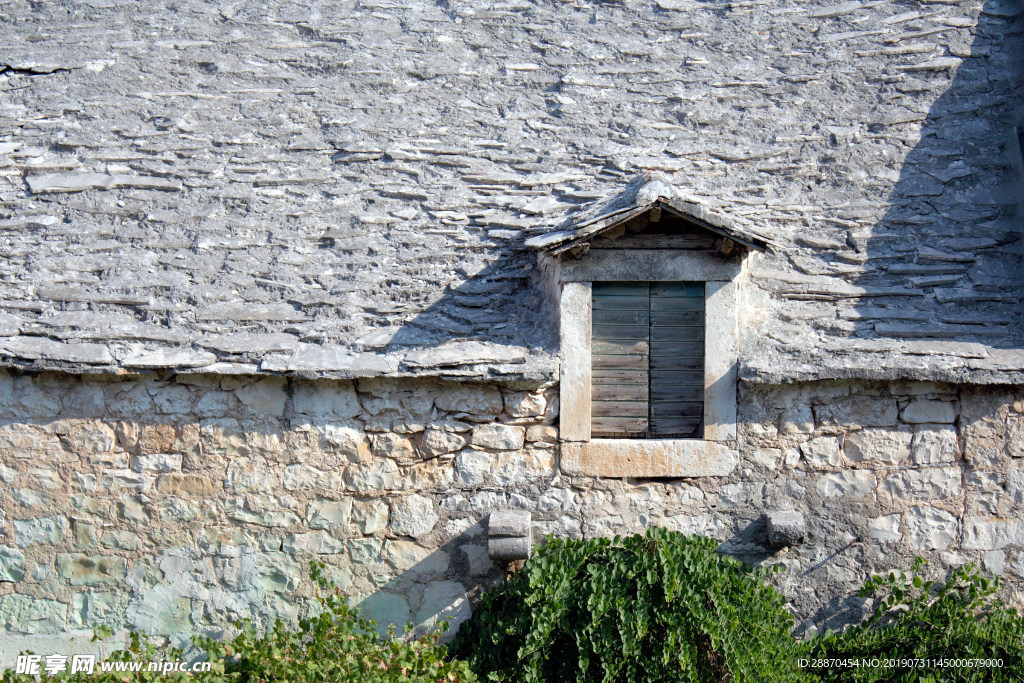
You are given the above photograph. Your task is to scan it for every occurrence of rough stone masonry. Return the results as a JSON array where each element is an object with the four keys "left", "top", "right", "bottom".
[{"left": 2, "top": 369, "right": 1024, "bottom": 662}]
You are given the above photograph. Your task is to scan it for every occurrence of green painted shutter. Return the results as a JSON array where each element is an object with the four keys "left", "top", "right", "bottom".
[{"left": 591, "top": 282, "right": 704, "bottom": 439}]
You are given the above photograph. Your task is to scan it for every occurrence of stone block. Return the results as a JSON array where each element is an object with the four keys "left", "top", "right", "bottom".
[
  {"left": 100, "top": 530, "right": 142, "bottom": 550},
  {"left": 815, "top": 396, "right": 898, "bottom": 428},
  {"left": 157, "top": 474, "right": 221, "bottom": 496},
  {"left": 72, "top": 521, "right": 97, "bottom": 550},
  {"left": 503, "top": 391, "right": 546, "bottom": 418},
  {"left": 779, "top": 403, "right": 815, "bottom": 434},
  {"left": 391, "top": 495, "right": 438, "bottom": 537},
  {"left": 434, "top": 385, "right": 502, "bottom": 416},
  {"left": 321, "top": 425, "right": 371, "bottom": 462},
  {"left": 283, "top": 464, "right": 341, "bottom": 491},
  {"left": 348, "top": 538, "right": 383, "bottom": 565},
  {"left": 455, "top": 449, "right": 489, "bottom": 486},
  {"left": 525, "top": 425, "right": 557, "bottom": 444},
  {"left": 415, "top": 580, "right": 470, "bottom": 636},
  {"left": 905, "top": 506, "right": 958, "bottom": 550},
  {"left": 57, "top": 554, "right": 128, "bottom": 586},
  {"left": 0, "top": 546, "right": 25, "bottom": 582},
  {"left": 236, "top": 377, "right": 287, "bottom": 416},
  {"left": 14, "top": 515, "right": 68, "bottom": 547},
  {"left": 225, "top": 459, "right": 280, "bottom": 493},
  {"left": 158, "top": 498, "right": 205, "bottom": 523},
  {"left": 0, "top": 594, "right": 67, "bottom": 633},
  {"left": 225, "top": 496, "right": 300, "bottom": 527},
  {"left": 470, "top": 424, "right": 525, "bottom": 450},
  {"left": 292, "top": 381, "right": 360, "bottom": 418},
  {"left": 256, "top": 552, "right": 302, "bottom": 593},
  {"left": 800, "top": 436, "right": 842, "bottom": 468},
  {"left": 137, "top": 424, "right": 178, "bottom": 455},
  {"left": 344, "top": 458, "right": 400, "bottom": 492},
  {"left": 371, "top": 433, "right": 416, "bottom": 461},
  {"left": 419, "top": 428, "right": 467, "bottom": 457},
  {"left": 868, "top": 514, "right": 901, "bottom": 542},
  {"left": 879, "top": 467, "right": 961, "bottom": 501},
  {"left": 353, "top": 499, "right": 389, "bottom": 534},
  {"left": 98, "top": 469, "right": 154, "bottom": 493},
  {"left": 129, "top": 453, "right": 182, "bottom": 473},
  {"left": 1007, "top": 417, "right": 1024, "bottom": 458},
  {"left": 844, "top": 428, "right": 912, "bottom": 464},
  {"left": 306, "top": 498, "right": 353, "bottom": 530},
  {"left": 385, "top": 541, "right": 448, "bottom": 576},
  {"left": 356, "top": 592, "right": 410, "bottom": 637},
  {"left": 118, "top": 494, "right": 149, "bottom": 523},
  {"left": 963, "top": 518, "right": 1018, "bottom": 550},
  {"left": 816, "top": 470, "right": 875, "bottom": 499},
  {"left": 901, "top": 399, "right": 956, "bottom": 425},
  {"left": 282, "top": 532, "right": 346, "bottom": 555},
  {"left": 765, "top": 510, "right": 805, "bottom": 548},
  {"left": 912, "top": 425, "right": 958, "bottom": 464}
]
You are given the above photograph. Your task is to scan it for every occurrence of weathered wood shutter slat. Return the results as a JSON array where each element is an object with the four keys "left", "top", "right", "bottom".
[
  {"left": 592, "top": 283, "right": 650, "bottom": 436},
  {"left": 649, "top": 282, "right": 704, "bottom": 438}
]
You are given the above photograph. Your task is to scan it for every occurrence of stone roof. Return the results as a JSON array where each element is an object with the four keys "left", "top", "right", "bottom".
[
  {"left": 525, "top": 171, "right": 776, "bottom": 254},
  {"left": 0, "top": 0, "right": 1021, "bottom": 382}
]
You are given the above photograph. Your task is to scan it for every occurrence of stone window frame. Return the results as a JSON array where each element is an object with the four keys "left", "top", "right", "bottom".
[{"left": 558, "top": 249, "right": 740, "bottom": 478}]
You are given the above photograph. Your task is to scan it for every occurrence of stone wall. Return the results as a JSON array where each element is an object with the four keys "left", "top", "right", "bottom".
[{"left": 1, "top": 369, "right": 1023, "bottom": 662}]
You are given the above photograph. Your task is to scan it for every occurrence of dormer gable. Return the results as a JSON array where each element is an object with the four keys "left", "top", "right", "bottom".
[{"left": 525, "top": 171, "right": 776, "bottom": 258}]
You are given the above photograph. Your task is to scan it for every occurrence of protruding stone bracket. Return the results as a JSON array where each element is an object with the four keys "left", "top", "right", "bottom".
[
  {"left": 765, "top": 510, "right": 806, "bottom": 549},
  {"left": 487, "top": 511, "right": 532, "bottom": 561}
]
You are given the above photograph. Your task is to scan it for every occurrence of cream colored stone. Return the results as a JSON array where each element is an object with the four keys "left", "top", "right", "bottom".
[
  {"left": 562, "top": 440, "right": 737, "bottom": 478},
  {"left": 371, "top": 433, "right": 416, "bottom": 461},
  {"left": 353, "top": 499, "right": 389, "bottom": 534},
  {"left": 800, "top": 436, "right": 842, "bottom": 468},
  {"left": 844, "top": 428, "right": 912, "bottom": 464},
  {"left": 525, "top": 425, "right": 558, "bottom": 444},
  {"left": 503, "top": 391, "right": 546, "bottom": 418},
  {"left": 559, "top": 281, "right": 591, "bottom": 441},
  {"left": 912, "top": 425, "right": 958, "bottom": 464},
  {"left": 470, "top": 424, "right": 525, "bottom": 451},
  {"left": 419, "top": 428, "right": 467, "bottom": 457},
  {"left": 905, "top": 506, "right": 958, "bottom": 550},
  {"left": 156, "top": 474, "right": 221, "bottom": 496},
  {"left": 816, "top": 470, "right": 875, "bottom": 499}
]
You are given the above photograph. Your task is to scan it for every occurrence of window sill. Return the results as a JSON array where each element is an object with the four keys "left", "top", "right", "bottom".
[{"left": 561, "top": 439, "right": 738, "bottom": 478}]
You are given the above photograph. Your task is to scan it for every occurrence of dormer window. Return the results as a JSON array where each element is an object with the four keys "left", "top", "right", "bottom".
[
  {"left": 592, "top": 281, "right": 705, "bottom": 439},
  {"left": 526, "top": 172, "right": 773, "bottom": 478}
]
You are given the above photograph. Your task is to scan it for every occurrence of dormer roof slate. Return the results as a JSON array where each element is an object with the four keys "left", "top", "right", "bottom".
[{"left": 526, "top": 172, "right": 776, "bottom": 255}]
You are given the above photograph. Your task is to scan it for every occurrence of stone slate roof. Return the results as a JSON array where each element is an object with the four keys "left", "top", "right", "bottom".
[
  {"left": 525, "top": 171, "right": 776, "bottom": 254},
  {"left": 0, "top": 0, "right": 1022, "bottom": 382}
]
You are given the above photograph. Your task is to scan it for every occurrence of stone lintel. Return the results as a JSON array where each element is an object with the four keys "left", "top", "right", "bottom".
[{"left": 561, "top": 439, "right": 738, "bottom": 478}]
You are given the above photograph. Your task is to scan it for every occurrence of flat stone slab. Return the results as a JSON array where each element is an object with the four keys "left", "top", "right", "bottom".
[{"left": 561, "top": 440, "right": 738, "bottom": 478}]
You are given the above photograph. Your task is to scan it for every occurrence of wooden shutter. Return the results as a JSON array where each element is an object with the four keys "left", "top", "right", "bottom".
[
  {"left": 649, "top": 282, "right": 704, "bottom": 438},
  {"left": 591, "top": 282, "right": 704, "bottom": 439},
  {"left": 592, "top": 282, "right": 649, "bottom": 437}
]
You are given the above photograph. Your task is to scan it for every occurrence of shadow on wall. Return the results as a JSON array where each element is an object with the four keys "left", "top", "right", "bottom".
[{"left": 845, "top": 0, "right": 1024, "bottom": 347}]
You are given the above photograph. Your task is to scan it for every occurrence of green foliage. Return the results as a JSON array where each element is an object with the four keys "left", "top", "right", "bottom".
[
  {"left": 2, "top": 561, "right": 475, "bottom": 683},
  {"left": 450, "top": 527, "right": 809, "bottom": 683},
  {"left": 806, "top": 558, "right": 1024, "bottom": 682}
]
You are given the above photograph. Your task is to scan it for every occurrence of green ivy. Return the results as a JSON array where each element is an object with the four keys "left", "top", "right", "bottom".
[
  {"left": 450, "top": 527, "right": 810, "bottom": 682},
  {"left": 2, "top": 561, "right": 476, "bottom": 683},
  {"left": 806, "top": 558, "right": 1024, "bottom": 682}
]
